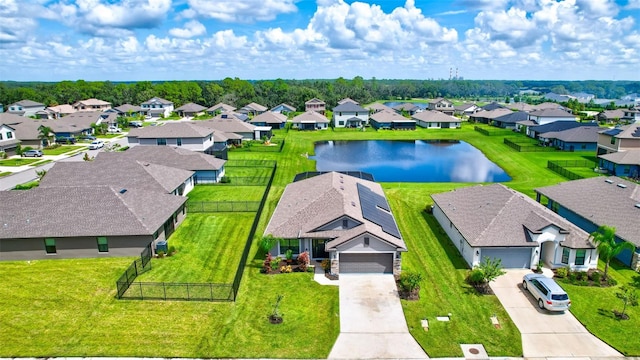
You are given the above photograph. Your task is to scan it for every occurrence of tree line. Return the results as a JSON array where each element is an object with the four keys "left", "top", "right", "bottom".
[{"left": 1, "top": 78, "right": 638, "bottom": 111}]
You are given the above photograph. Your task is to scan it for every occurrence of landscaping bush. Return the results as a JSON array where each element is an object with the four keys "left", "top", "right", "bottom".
[
  {"left": 44, "top": 144, "right": 61, "bottom": 150},
  {"left": 321, "top": 259, "right": 332, "bottom": 273},
  {"left": 271, "top": 256, "right": 282, "bottom": 271},
  {"left": 297, "top": 251, "right": 310, "bottom": 272},
  {"left": 590, "top": 270, "right": 602, "bottom": 284},
  {"left": 398, "top": 271, "right": 423, "bottom": 300},
  {"left": 555, "top": 267, "right": 569, "bottom": 278},
  {"left": 0, "top": 151, "right": 7, "bottom": 159},
  {"left": 467, "top": 268, "right": 485, "bottom": 285},
  {"left": 262, "top": 253, "right": 273, "bottom": 274},
  {"left": 575, "top": 271, "right": 587, "bottom": 281}
]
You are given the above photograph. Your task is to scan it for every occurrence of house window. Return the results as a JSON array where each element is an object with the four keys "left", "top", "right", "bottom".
[
  {"left": 575, "top": 249, "right": 586, "bottom": 265},
  {"left": 561, "top": 247, "right": 570, "bottom": 264},
  {"left": 157, "top": 138, "right": 167, "bottom": 146},
  {"left": 6, "top": 132, "right": 13, "bottom": 139},
  {"left": 44, "top": 238, "right": 56, "bottom": 254},
  {"left": 176, "top": 138, "right": 182, "bottom": 146},
  {"left": 339, "top": 112, "right": 342, "bottom": 116},
  {"left": 0, "top": 133, "right": 3, "bottom": 140},
  {"left": 610, "top": 137, "right": 615, "bottom": 145},
  {"left": 342, "top": 219, "right": 348, "bottom": 228},
  {"left": 551, "top": 201, "right": 559, "bottom": 213},
  {"left": 364, "top": 237, "right": 370, "bottom": 247},
  {"left": 279, "top": 239, "right": 299, "bottom": 254},
  {"left": 338, "top": 121, "right": 344, "bottom": 126},
  {"left": 624, "top": 166, "right": 630, "bottom": 174},
  {"left": 97, "top": 237, "right": 108, "bottom": 253}
]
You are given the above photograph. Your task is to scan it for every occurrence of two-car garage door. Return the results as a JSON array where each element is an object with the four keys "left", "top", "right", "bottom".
[
  {"left": 339, "top": 253, "right": 394, "bottom": 274},
  {"left": 481, "top": 248, "right": 532, "bottom": 269}
]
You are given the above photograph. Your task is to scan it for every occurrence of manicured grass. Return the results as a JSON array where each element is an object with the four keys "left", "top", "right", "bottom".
[
  {"left": 0, "top": 158, "right": 41, "bottom": 166},
  {"left": 0, "top": 171, "right": 11, "bottom": 177},
  {"left": 136, "top": 213, "right": 254, "bottom": 284},
  {"left": 561, "top": 260, "right": 640, "bottom": 356},
  {"left": 42, "top": 145, "right": 84, "bottom": 155},
  {"left": 97, "top": 133, "right": 123, "bottom": 139},
  {"left": 187, "top": 185, "right": 265, "bottom": 202}
]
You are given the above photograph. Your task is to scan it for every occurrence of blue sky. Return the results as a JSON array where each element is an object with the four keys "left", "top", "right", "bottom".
[{"left": 1, "top": 0, "right": 639, "bottom": 81}]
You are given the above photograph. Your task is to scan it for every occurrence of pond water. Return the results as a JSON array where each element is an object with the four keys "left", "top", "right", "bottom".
[
  {"left": 383, "top": 101, "right": 428, "bottom": 109},
  {"left": 312, "top": 140, "right": 511, "bottom": 183}
]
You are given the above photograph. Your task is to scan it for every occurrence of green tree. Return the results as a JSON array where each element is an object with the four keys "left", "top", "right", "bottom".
[
  {"left": 477, "top": 256, "right": 506, "bottom": 283},
  {"left": 37, "top": 126, "right": 53, "bottom": 147},
  {"left": 589, "top": 225, "right": 636, "bottom": 281},
  {"left": 616, "top": 286, "right": 638, "bottom": 320}
]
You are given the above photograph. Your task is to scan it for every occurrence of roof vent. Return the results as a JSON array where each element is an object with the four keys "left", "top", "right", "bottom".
[
  {"left": 340, "top": 186, "right": 344, "bottom": 190},
  {"left": 119, "top": 189, "right": 127, "bottom": 194},
  {"left": 605, "top": 179, "right": 613, "bottom": 184},
  {"left": 351, "top": 201, "right": 356, "bottom": 207},
  {"left": 617, "top": 183, "right": 627, "bottom": 188},
  {"left": 635, "top": 204, "right": 640, "bottom": 209}
]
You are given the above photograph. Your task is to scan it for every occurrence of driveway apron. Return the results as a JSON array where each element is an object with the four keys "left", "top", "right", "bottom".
[
  {"left": 328, "top": 274, "right": 428, "bottom": 359},
  {"left": 491, "top": 270, "right": 622, "bottom": 358}
]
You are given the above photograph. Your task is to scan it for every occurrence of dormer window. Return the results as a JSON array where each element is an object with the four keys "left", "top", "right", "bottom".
[
  {"left": 342, "top": 219, "right": 348, "bottom": 228},
  {"left": 364, "top": 237, "right": 369, "bottom": 247}
]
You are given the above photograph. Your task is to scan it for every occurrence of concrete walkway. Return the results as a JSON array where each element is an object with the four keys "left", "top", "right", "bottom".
[
  {"left": 328, "top": 274, "right": 428, "bottom": 359},
  {"left": 491, "top": 270, "right": 622, "bottom": 358}
]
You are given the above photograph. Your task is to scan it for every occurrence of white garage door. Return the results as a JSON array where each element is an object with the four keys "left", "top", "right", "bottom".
[
  {"left": 480, "top": 248, "right": 532, "bottom": 269},
  {"left": 340, "top": 253, "right": 394, "bottom": 274}
]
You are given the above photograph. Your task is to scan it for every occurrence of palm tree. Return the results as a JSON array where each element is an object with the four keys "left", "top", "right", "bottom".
[
  {"left": 38, "top": 126, "right": 54, "bottom": 147},
  {"left": 589, "top": 225, "right": 636, "bottom": 281}
]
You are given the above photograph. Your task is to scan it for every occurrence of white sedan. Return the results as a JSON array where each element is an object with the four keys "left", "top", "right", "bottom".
[{"left": 88, "top": 140, "right": 105, "bottom": 150}]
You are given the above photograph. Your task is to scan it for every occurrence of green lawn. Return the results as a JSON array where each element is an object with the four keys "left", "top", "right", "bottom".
[
  {"left": 0, "top": 158, "right": 41, "bottom": 166},
  {"left": 1, "top": 121, "right": 637, "bottom": 357},
  {"left": 0, "top": 171, "right": 11, "bottom": 177},
  {"left": 43, "top": 145, "right": 84, "bottom": 155}
]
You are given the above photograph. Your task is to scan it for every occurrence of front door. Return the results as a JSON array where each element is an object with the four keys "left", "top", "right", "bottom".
[{"left": 312, "top": 239, "right": 329, "bottom": 259}]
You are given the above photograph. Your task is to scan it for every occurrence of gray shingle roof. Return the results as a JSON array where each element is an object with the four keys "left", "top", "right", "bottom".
[
  {"left": 141, "top": 97, "right": 173, "bottom": 105},
  {"left": 432, "top": 184, "right": 593, "bottom": 249},
  {"left": 292, "top": 111, "right": 329, "bottom": 124},
  {"left": 370, "top": 110, "right": 407, "bottom": 122},
  {"left": 599, "top": 124, "right": 640, "bottom": 139},
  {"left": 242, "top": 102, "right": 267, "bottom": 112},
  {"left": 0, "top": 186, "right": 185, "bottom": 239},
  {"left": 98, "top": 146, "right": 225, "bottom": 171},
  {"left": 529, "top": 108, "right": 576, "bottom": 118},
  {"left": 249, "top": 111, "right": 287, "bottom": 124},
  {"left": 207, "top": 103, "right": 236, "bottom": 112},
  {"left": 332, "top": 102, "right": 368, "bottom": 112},
  {"left": 493, "top": 111, "right": 530, "bottom": 124},
  {"left": 538, "top": 126, "right": 603, "bottom": 143},
  {"left": 10, "top": 100, "right": 45, "bottom": 108},
  {"left": 393, "top": 103, "right": 419, "bottom": 112},
  {"left": 535, "top": 177, "right": 640, "bottom": 247},
  {"left": 175, "top": 102, "right": 207, "bottom": 113},
  {"left": 599, "top": 150, "right": 640, "bottom": 165},
  {"left": 40, "top": 159, "right": 193, "bottom": 194},
  {"left": 265, "top": 172, "right": 407, "bottom": 251},
  {"left": 412, "top": 110, "right": 459, "bottom": 122},
  {"left": 192, "top": 118, "right": 258, "bottom": 133},
  {"left": 270, "top": 103, "right": 296, "bottom": 112},
  {"left": 127, "top": 122, "right": 213, "bottom": 139},
  {"left": 366, "top": 103, "right": 393, "bottom": 112}
]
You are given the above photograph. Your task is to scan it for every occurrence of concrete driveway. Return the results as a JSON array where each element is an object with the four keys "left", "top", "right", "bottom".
[
  {"left": 490, "top": 269, "right": 622, "bottom": 358},
  {"left": 328, "top": 274, "right": 428, "bottom": 359}
]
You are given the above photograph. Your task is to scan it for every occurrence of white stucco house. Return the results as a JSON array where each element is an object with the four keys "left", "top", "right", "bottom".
[
  {"left": 332, "top": 102, "right": 369, "bottom": 128},
  {"left": 431, "top": 184, "right": 597, "bottom": 270},
  {"left": 141, "top": 97, "right": 174, "bottom": 118}
]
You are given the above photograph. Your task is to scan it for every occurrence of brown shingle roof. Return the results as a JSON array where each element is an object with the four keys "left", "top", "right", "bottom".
[
  {"left": 249, "top": 111, "right": 287, "bottom": 124},
  {"left": 412, "top": 110, "right": 460, "bottom": 123},
  {"left": 127, "top": 122, "right": 213, "bottom": 139},
  {"left": 175, "top": 102, "right": 207, "bottom": 113},
  {"left": 98, "top": 146, "right": 225, "bottom": 171},
  {"left": 535, "top": 177, "right": 640, "bottom": 247},
  {"left": 432, "top": 184, "right": 593, "bottom": 249},
  {"left": 292, "top": 111, "right": 329, "bottom": 124}
]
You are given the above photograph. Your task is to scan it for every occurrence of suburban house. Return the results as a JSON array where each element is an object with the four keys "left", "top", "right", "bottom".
[
  {"left": 207, "top": 103, "right": 236, "bottom": 115},
  {"left": 469, "top": 108, "right": 513, "bottom": 124},
  {"left": 50, "top": 111, "right": 111, "bottom": 138},
  {"left": 621, "top": 107, "right": 640, "bottom": 124},
  {"left": 292, "top": 111, "right": 329, "bottom": 130},
  {"left": 332, "top": 102, "right": 369, "bottom": 128},
  {"left": 264, "top": 172, "right": 407, "bottom": 275},
  {"left": 528, "top": 108, "right": 577, "bottom": 126},
  {"left": 412, "top": 110, "right": 461, "bottom": 129},
  {"left": 193, "top": 118, "right": 267, "bottom": 140},
  {"left": 127, "top": 122, "right": 215, "bottom": 151},
  {"left": 270, "top": 103, "right": 296, "bottom": 114},
  {"left": 98, "top": 146, "right": 226, "bottom": 184},
  {"left": 175, "top": 102, "right": 207, "bottom": 118},
  {"left": 305, "top": 98, "right": 326, "bottom": 114},
  {"left": 392, "top": 103, "right": 421, "bottom": 115},
  {"left": 427, "top": 98, "right": 455, "bottom": 115},
  {"left": 454, "top": 103, "right": 479, "bottom": 116},
  {"left": 110, "top": 104, "right": 145, "bottom": 117},
  {"left": 0, "top": 113, "right": 46, "bottom": 148},
  {"left": 366, "top": 103, "right": 394, "bottom": 114},
  {"left": 509, "top": 102, "right": 535, "bottom": 112},
  {"left": 481, "top": 102, "right": 505, "bottom": 111},
  {"left": 596, "top": 124, "right": 640, "bottom": 155},
  {"left": 7, "top": 100, "right": 45, "bottom": 117},
  {"left": 537, "top": 126, "right": 603, "bottom": 151},
  {"left": 598, "top": 150, "right": 640, "bottom": 178},
  {"left": 535, "top": 176, "right": 640, "bottom": 269},
  {"left": 238, "top": 102, "right": 268, "bottom": 117},
  {"left": 432, "top": 184, "right": 597, "bottom": 270},
  {"left": 338, "top": 98, "right": 358, "bottom": 105},
  {"left": 46, "top": 104, "right": 76, "bottom": 118},
  {"left": 370, "top": 110, "right": 416, "bottom": 130},
  {"left": 0, "top": 123, "right": 19, "bottom": 155},
  {"left": 491, "top": 111, "right": 529, "bottom": 129},
  {"left": 527, "top": 121, "right": 598, "bottom": 140},
  {"left": 532, "top": 102, "right": 568, "bottom": 111},
  {"left": 0, "top": 111, "right": 102, "bottom": 146},
  {"left": 249, "top": 111, "right": 287, "bottom": 129},
  {"left": 72, "top": 98, "right": 111, "bottom": 112},
  {"left": 141, "top": 97, "right": 174, "bottom": 118},
  {"left": 597, "top": 109, "right": 625, "bottom": 124},
  {"left": 0, "top": 186, "right": 187, "bottom": 261}
]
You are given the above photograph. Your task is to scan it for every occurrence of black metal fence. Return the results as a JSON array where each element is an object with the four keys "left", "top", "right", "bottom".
[
  {"left": 120, "top": 282, "right": 234, "bottom": 301},
  {"left": 548, "top": 160, "right": 596, "bottom": 180},
  {"left": 116, "top": 244, "right": 152, "bottom": 298},
  {"left": 230, "top": 139, "right": 285, "bottom": 153},
  {"left": 226, "top": 159, "right": 277, "bottom": 167},
  {"left": 187, "top": 201, "right": 260, "bottom": 213},
  {"left": 504, "top": 137, "right": 555, "bottom": 152}
]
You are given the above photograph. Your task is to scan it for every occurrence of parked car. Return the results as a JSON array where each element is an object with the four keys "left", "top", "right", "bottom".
[
  {"left": 522, "top": 273, "right": 571, "bottom": 311},
  {"left": 107, "top": 126, "right": 121, "bottom": 133},
  {"left": 80, "top": 135, "right": 96, "bottom": 141},
  {"left": 56, "top": 136, "right": 76, "bottom": 144},
  {"left": 22, "top": 149, "right": 43, "bottom": 157},
  {"left": 128, "top": 121, "right": 143, "bottom": 128},
  {"left": 88, "top": 140, "right": 104, "bottom": 150}
]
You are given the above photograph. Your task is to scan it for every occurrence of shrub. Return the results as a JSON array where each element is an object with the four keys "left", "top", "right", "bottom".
[
  {"left": 44, "top": 144, "right": 61, "bottom": 150},
  {"left": 575, "top": 271, "right": 586, "bottom": 281},
  {"left": 555, "top": 267, "right": 569, "bottom": 278},
  {"left": 567, "top": 271, "right": 577, "bottom": 282},
  {"left": 321, "top": 259, "right": 332, "bottom": 273},
  {"left": 591, "top": 270, "right": 602, "bottom": 284},
  {"left": 467, "top": 268, "right": 485, "bottom": 285},
  {"left": 259, "top": 234, "right": 279, "bottom": 254},
  {"left": 157, "top": 251, "right": 165, "bottom": 258},
  {"left": 271, "top": 256, "right": 282, "bottom": 271},
  {"left": 297, "top": 251, "right": 310, "bottom": 272},
  {"left": 0, "top": 151, "right": 6, "bottom": 159},
  {"left": 220, "top": 176, "right": 231, "bottom": 183},
  {"left": 285, "top": 249, "right": 293, "bottom": 261},
  {"left": 607, "top": 277, "right": 618, "bottom": 286},
  {"left": 263, "top": 253, "right": 273, "bottom": 274},
  {"left": 398, "top": 272, "right": 423, "bottom": 293},
  {"left": 280, "top": 265, "right": 292, "bottom": 273},
  {"left": 168, "top": 245, "right": 176, "bottom": 255}
]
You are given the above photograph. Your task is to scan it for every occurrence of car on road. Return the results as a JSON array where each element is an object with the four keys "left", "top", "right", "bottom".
[
  {"left": 523, "top": 273, "right": 571, "bottom": 311},
  {"left": 56, "top": 136, "right": 76, "bottom": 144},
  {"left": 80, "top": 135, "right": 96, "bottom": 141},
  {"left": 128, "top": 121, "right": 143, "bottom": 128},
  {"left": 88, "top": 140, "right": 105, "bottom": 150},
  {"left": 22, "top": 149, "right": 43, "bottom": 157},
  {"left": 107, "top": 126, "right": 121, "bottom": 133}
]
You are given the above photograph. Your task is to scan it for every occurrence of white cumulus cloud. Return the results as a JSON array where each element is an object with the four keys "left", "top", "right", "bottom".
[
  {"left": 169, "top": 20, "right": 207, "bottom": 38},
  {"left": 183, "top": 0, "right": 298, "bottom": 22}
]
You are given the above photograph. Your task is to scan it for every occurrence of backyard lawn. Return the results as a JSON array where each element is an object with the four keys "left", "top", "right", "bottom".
[
  {"left": 0, "top": 122, "right": 636, "bottom": 357},
  {"left": 42, "top": 145, "right": 84, "bottom": 155},
  {"left": 0, "top": 158, "right": 41, "bottom": 166}
]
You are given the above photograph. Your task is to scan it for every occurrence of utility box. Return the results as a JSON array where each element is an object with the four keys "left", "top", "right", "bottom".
[{"left": 156, "top": 240, "right": 168, "bottom": 253}]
